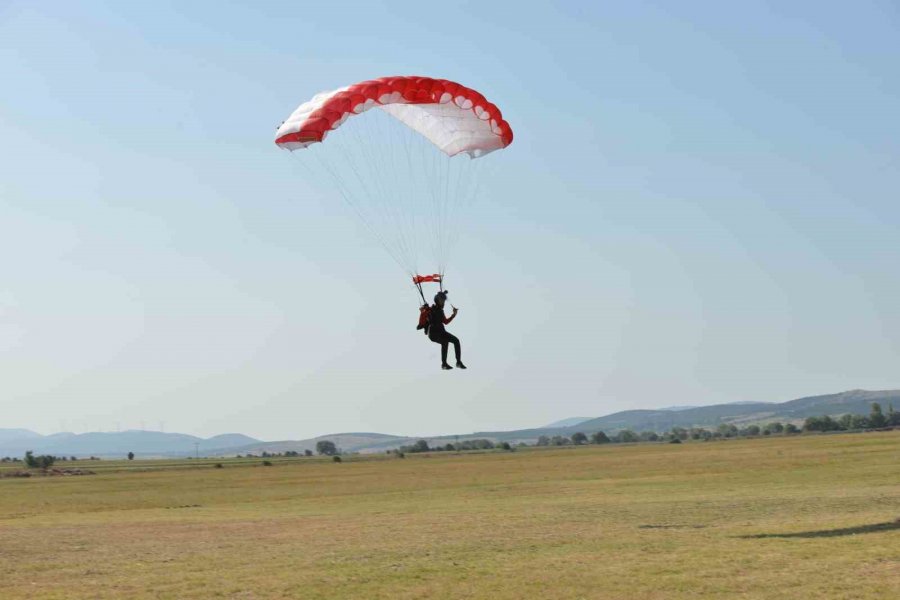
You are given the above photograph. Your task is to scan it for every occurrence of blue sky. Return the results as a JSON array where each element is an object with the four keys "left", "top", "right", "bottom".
[{"left": 1, "top": 1, "right": 898, "bottom": 440}]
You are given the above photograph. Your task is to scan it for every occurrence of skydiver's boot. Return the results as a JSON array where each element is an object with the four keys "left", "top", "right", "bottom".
[
  {"left": 442, "top": 363, "right": 453, "bottom": 370},
  {"left": 455, "top": 361, "right": 467, "bottom": 369}
]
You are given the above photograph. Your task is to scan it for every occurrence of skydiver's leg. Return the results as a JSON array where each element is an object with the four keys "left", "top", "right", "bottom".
[
  {"left": 445, "top": 333, "right": 461, "bottom": 362},
  {"left": 440, "top": 338, "right": 449, "bottom": 366},
  {"left": 432, "top": 333, "right": 454, "bottom": 369}
]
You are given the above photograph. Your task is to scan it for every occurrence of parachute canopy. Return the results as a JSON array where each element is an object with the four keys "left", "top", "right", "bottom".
[
  {"left": 276, "top": 76, "right": 513, "bottom": 289},
  {"left": 275, "top": 76, "right": 513, "bottom": 158}
]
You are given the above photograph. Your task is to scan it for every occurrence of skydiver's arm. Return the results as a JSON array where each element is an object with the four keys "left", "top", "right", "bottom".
[{"left": 444, "top": 307, "right": 458, "bottom": 324}]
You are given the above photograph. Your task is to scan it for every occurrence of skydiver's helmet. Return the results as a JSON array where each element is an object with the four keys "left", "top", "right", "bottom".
[{"left": 434, "top": 291, "right": 448, "bottom": 305}]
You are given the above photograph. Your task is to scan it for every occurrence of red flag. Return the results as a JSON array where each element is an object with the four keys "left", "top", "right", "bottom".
[{"left": 413, "top": 273, "right": 442, "bottom": 284}]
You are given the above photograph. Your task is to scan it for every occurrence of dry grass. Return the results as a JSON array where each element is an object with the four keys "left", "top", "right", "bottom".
[{"left": 1, "top": 433, "right": 899, "bottom": 599}]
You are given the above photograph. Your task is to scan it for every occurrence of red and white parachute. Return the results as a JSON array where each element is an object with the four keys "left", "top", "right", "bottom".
[{"left": 275, "top": 76, "right": 513, "bottom": 299}]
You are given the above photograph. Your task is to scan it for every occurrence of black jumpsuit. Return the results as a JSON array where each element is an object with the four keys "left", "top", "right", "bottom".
[{"left": 428, "top": 305, "right": 461, "bottom": 365}]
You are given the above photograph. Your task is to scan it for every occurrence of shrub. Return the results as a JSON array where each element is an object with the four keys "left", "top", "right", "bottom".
[
  {"left": 764, "top": 422, "right": 784, "bottom": 435},
  {"left": 888, "top": 404, "right": 899, "bottom": 426},
  {"left": 615, "top": 430, "right": 639, "bottom": 443},
  {"left": 443, "top": 439, "right": 495, "bottom": 452},
  {"left": 262, "top": 460, "right": 273, "bottom": 466},
  {"left": 590, "top": 431, "right": 611, "bottom": 444},
  {"left": 214, "top": 463, "right": 223, "bottom": 469},
  {"left": 717, "top": 424, "right": 739, "bottom": 438},
  {"left": 869, "top": 403, "right": 888, "bottom": 428},
  {"left": 333, "top": 456, "right": 342, "bottom": 463},
  {"left": 689, "top": 428, "right": 712, "bottom": 440},
  {"left": 24, "top": 451, "right": 55, "bottom": 470},
  {"left": 849, "top": 415, "right": 869, "bottom": 430},
  {"left": 316, "top": 441, "right": 337, "bottom": 456}
]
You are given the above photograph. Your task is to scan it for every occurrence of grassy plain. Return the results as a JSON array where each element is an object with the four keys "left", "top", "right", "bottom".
[{"left": 1, "top": 432, "right": 899, "bottom": 599}]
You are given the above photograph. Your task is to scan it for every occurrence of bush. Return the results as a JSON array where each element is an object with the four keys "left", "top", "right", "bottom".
[
  {"left": 333, "top": 456, "right": 342, "bottom": 463},
  {"left": 262, "top": 460, "right": 273, "bottom": 466},
  {"left": 741, "top": 425, "right": 761, "bottom": 437},
  {"left": 590, "top": 431, "right": 611, "bottom": 444},
  {"left": 447, "top": 439, "right": 495, "bottom": 451},
  {"left": 888, "top": 404, "right": 900, "bottom": 426},
  {"left": 670, "top": 427, "right": 688, "bottom": 440},
  {"left": 316, "top": 440, "right": 338, "bottom": 456},
  {"left": 214, "top": 463, "right": 223, "bottom": 469},
  {"left": 571, "top": 432, "right": 588, "bottom": 445},
  {"left": 869, "top": 403, "right": 888, "bottom": 428},
  {"left": 615, "top": 430, "right": 639, "bottom": 443},
  {"left": 764, "top": 422, "right": 784, "bottom": 435},
  {"left": 717, "top": 424, "right": 739, "bottom": 438},
  {"left": 24, "top": 451, "right": 55, "bottom": 470},
  {"left": 669, "top": 438, "right": 682, "bottom": 444},
  {"left": 849, "top": 415, "right": 869, "bottom": 430}
]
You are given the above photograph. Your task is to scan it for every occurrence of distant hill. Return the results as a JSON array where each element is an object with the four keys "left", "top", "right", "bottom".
[
  {"left": 541, "top": 417, "right": 593, "bottom": 429},
  {"left": 222, "top": 433, "right": 413, "bottom": 456},
  {"left": 2, "top": 389, "right": 896, "bottom": 457},
  {"left": 334, "top": 389, "right": 900, "bottom": 451},
  {"left": 203, "top": 433, "right": 260, "bottom": 449},
  {"left": 0, "top": 429, "right": 43, "bottom": 444},
  {"left": 0, "top": 430, "right": 262, "bottom": 459},
  {"left": 562, "top": 389, "right": 899, "bottom": 435}
]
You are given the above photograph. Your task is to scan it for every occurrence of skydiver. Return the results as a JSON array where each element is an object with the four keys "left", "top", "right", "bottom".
[{"left": 429, "top": 291, "right": 466, "bottom": 370}]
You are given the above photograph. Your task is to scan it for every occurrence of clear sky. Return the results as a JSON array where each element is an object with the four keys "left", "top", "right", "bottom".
[{"left": 2, "top": 1, "right": 898, "bottom": 440}]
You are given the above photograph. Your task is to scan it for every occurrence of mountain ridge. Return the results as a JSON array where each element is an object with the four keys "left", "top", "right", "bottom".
[{"left": 2, "top": 389, "right": 896, "bottom": 457}]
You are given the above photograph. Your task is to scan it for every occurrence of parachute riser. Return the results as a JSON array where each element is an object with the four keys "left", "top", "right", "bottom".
[{"left": 412, "top": 273, "right": 444, "bottom": 305}]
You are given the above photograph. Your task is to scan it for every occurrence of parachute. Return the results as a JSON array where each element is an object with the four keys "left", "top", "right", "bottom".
[{"left": 275, "top": 76, "right": 513, "bottom": 302}]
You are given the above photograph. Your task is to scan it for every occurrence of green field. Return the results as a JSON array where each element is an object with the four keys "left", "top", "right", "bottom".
[{"left": 2, "top": 432, "right": 899, "bottom": 599}]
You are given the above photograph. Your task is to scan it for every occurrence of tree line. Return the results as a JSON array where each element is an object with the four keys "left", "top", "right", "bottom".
[
  {"left": 2, "top": 454, "right": 98, "bottom": 465},
  {"left": 392, "top": 402, "right": 898, "bottom": 453},
  {"left": 9, "top": 404, "right": 896, "bottom": 467},
  {"left": 395, "top": 439, "right": 513, "bottom": 454}
]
